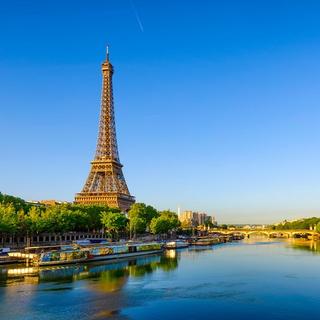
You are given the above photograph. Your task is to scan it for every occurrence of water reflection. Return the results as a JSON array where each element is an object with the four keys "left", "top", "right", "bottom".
[
  {"left": 240, "top": 235, "right": 320, "bottom": 255},
  {"left": 287, "top": 239, "right": 320, "bottom": 254},
  {"left": 0, "top": 253, "right": 179, "bottom": 289},
  {"left": 0, "top": 253, "right": 180, "bottom": 319}
]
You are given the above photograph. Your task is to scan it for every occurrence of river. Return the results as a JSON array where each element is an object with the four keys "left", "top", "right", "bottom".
[{"left": 1, "top": 238, "right": 320, "bottom": 319}]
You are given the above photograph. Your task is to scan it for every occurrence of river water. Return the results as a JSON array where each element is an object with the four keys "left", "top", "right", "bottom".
[{"left": 1, "top": 238, "right": 320, "bottom": 320}]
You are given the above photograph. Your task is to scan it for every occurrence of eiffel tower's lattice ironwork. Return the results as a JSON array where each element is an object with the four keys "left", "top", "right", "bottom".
[{"left": 75, "top": 49, "right": 135, "bottom": 212}]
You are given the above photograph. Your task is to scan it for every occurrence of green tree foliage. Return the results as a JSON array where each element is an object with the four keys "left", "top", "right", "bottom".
[
  {"left": 26, "top": 206, "right": 43, "bottom": 234},
  {"left": 67, "top": 204, "right": 119, "bottom": 230},
  {"left": 145, "top": 205, "right": 159, "bottom": 225},
  {"left": 16, "top": 208, "right": 28, "bottom": 235},
  {"left": 203, "top": 218, "right": 214, "bottom": 228},
  {"left": 274, "top": 218, "right": 320, "bottom": 231},
  {"left": 101, "top": 211, "right": 128, "bottom": 239},
  {"left": 0, "top": 193, "right": 181, "bottom": 237},
  {"left": 20, "top": 205, "right": 91, "bottom": 235},
  {"left": 158, "top": 210, "right": 180, "bottom": 230},
  {"left": 128, "top": 203, "right": 158, "bottom": 224},
  {"left": 0, "top": 204, "right": 18, "bottom": 235},
  {"left": 128, "top": 203, "right": 159, "bottom": 236},
  {"left": 150, "top": 210, "right": 180, "bottom": 235},
  {"left": 150, "top": 216, "right": 171, "bottom": 234},
  {"left": 129, "top": 215, "right": 147, "bottom": 237},
  {"left": 0, "top": 192, "right": 31, "bottom": 212}
]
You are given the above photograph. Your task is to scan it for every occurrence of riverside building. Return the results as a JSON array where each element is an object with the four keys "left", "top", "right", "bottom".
[{"left": 179, "top": 211, "right": 216, "bottom": 227}]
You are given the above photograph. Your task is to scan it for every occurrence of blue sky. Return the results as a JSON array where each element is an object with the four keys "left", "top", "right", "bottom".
[{"left": 1, "top": 0, "right": 320, "bottom": 223}]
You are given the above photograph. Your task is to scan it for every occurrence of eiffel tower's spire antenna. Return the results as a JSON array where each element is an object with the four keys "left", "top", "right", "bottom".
[{"left": 106, "top": 45, "right": 109, "bottom": 61}]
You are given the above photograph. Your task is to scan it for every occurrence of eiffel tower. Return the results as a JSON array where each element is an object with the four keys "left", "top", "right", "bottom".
[{"left": 75, "top": 48, "right": 135, "bottom": 212}]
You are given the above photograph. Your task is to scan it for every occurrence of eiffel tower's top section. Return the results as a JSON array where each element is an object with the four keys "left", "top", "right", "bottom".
[{"left": 94, "top": 47, "right": 120, "bottom": 162}]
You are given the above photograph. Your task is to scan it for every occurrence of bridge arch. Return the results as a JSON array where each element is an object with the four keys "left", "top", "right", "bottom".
[
  {"left": 209, "top": 229, "right": 319, "bottom": 239},
  {"left": 246, "top": 231, "right": 270, "bottom": 237},
  {"left": 290, "top": 231, "right": 315, "bottom": 238}
]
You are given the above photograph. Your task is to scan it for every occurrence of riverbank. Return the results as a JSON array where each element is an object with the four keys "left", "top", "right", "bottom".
[{"left": 1, "top": 234, "right": 238, "bottom": 266}]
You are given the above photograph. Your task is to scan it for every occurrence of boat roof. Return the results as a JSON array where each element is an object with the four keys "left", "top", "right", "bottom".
[
  {"left": 25, "top": 245, "right": 71, "bottom": 250},
  {"left": 85, "top": 242, "right": 161, "bottom": 248}
]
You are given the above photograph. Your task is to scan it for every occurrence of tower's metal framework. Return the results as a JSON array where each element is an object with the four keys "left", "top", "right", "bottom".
[{"left": 74, "top": 49, "right": 135, "bottom": 211}]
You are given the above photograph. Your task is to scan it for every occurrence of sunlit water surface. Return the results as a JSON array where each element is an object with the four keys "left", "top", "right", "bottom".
[{"left": 1, "top": 238, "right": 320, "bottom": 320}]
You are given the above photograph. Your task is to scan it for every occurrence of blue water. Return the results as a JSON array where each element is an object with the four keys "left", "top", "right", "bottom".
[{"left": 1, "top": 239, "right": 320, "bottom": 319}]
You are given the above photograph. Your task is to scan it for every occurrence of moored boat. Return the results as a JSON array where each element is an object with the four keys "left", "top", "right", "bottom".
[
  {"left": 26, "top": 242, "right": 163, "bottom": 266},
  {"left": 8, "top": 245, "right": 74, "bottom": 264},
  {"left": 33, "top": 249, "right": 88, "bottom": 266},
  {"left": 193, "top": 237, "right": 221, "bottom": 246},
  {"left": 165, "top": 240, "right": 189, "bottom": 249},
  {"left": 86, "top": 242, "right": 163, "bottom": 262},
  {"left": 193, "top": 238, "right": 213, "bottom": 246},
  {"left": 0, "top": 247, "right": 21, "bottom": 265}
]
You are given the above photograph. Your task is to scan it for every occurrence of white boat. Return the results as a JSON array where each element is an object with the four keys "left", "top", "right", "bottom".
[
  {"left": 165, "top": 240, "right": 189, "bottom": 249},
  {"left": 0, "top": 247, "right": 10, "bottom": 255}
]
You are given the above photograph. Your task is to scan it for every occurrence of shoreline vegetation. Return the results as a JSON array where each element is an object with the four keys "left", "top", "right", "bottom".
[
  {"left": 1, "top": 192, "right": 320, "bottom": 247},
  {"left": 0, "top": 193, "right": 182, "bottom": 243},
  {"left": 272, "top": 218, "right": 320, "bottom": 232}
]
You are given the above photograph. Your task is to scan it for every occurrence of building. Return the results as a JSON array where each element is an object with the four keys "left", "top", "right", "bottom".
[
  {"left": 27, "top": 200, "right": 70, "bottom": 206},
  {"left": 179, "top": 211, "right": 217, "bottom": 227},
  {"left": 179, "top": 211, "right": 198, "bottom": 227},
  {"left": 198, "top": 213, "right": 207, "bottom": 225},
  {"left": 74, "top": 48, "right": 135, "bottom": 212}
]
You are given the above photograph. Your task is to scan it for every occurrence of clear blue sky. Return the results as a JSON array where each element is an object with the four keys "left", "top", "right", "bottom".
[{"left": 1, "top": 0, "right": 320, "bottom": 223}]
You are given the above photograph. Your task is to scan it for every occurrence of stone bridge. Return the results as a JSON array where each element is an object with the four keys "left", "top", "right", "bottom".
[{"left": 210, "top": 229, "right": 319, "bottom": 239}]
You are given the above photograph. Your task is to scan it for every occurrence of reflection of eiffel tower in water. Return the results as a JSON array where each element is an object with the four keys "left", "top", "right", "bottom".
[{"left": 75, "top": 48, "right": 135, "bottom": 211}]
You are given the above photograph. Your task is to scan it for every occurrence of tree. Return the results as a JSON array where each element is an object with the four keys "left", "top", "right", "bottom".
[
  {"left": 273, "top": 217, "right": 320, "bottom": 231},
  {"left": 128, "top": 203, "right": 158, "bottom": 237},
  {"left": 25, "top": 206, "right": 43, "bottom": 235},
  {"left": 17, "top": 209, "right": 28, "bottom": 235},
  {"left": 145, "top": 205, "right": 159, "bottom": 226},
  {"left": 0, "top": 192, "right": 184, "bottom": 240},
  {"left": 68, "top": 204, "right": 117, "bottom": 231},
  {"left": 129, "top": 215, "right": 147, "bottom": 238},
  {"left": 72, "top": 210, "right": 90, "bottom": 231},
  {"left": 0, "top": 203, "right": 18, "bottom": 235},
  {"left": 0, "top": 192, "right": 31, "bottom": 212},
  {"left": 316, "top": 222, "right": 320, "bottom": 233},
  {"left": 150, "top": 210, "right": 180, "bottom": 235},
  {"left": 150, "top": 216, "right": 171, "bottom": 235},
  {"left": 158, "top": 210, "right": 180, "bottom": 230},
  {"left": 39, "top": 207, "right": 59, "bottom": 233},
  {"left": 101, "top": 211, "right": 128, "bottom": 240},
  {"left": 204, "top": 218, "right": 214, "bottom": 229}
]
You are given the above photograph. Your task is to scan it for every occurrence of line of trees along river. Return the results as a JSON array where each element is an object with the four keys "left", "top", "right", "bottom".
[
  {"left": 0, "top": 192, "right": 180, "bottom": 242},
  {"left": 272, "top": 218, "right": 320, "bottom": 232}
]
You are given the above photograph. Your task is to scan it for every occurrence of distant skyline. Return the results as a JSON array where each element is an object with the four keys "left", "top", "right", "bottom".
[{"left": 1, "top": 1, "right": 320, "bottom": 223}]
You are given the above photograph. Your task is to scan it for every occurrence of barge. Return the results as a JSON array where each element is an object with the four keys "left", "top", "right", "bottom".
[
  {"left": 192, "top": 237, "right": 223, "bottom": 246},
  {"left": 10, "top": 242, "right": 164, "bottom": 266}
]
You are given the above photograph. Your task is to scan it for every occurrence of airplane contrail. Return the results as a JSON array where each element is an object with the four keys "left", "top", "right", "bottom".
[{"left": 129, "top": 0, "right": 144, "bottom": 32}]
